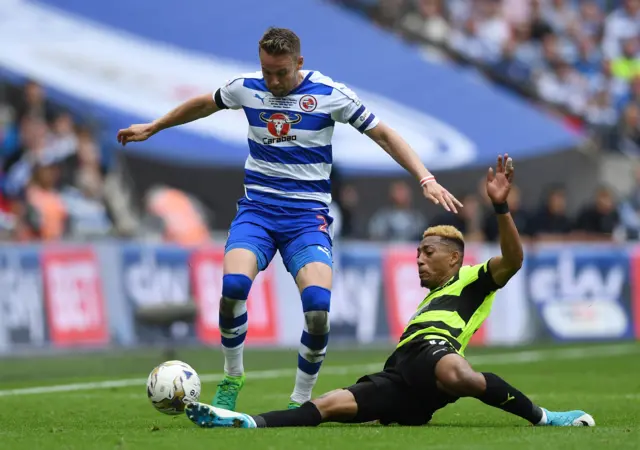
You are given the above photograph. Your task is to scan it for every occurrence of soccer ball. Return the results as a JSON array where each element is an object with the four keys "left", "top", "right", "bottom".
[{"left": 146, "top": 360, "right": 201, "bottom": 415}]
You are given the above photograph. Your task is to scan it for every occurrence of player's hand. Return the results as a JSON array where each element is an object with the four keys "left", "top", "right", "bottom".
[
  {"left": 486, "top": 153, "right": 514, "bottom": 204},
  {"left": 116, "top": 123, "right": 157, "bottom": 146},
  {"left": 423, "top": 181, "right": 462, "bottom": 214}
]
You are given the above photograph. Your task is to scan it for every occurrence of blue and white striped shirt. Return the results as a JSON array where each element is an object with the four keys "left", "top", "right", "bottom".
[{"left": 215, "top": 70, "right": 379, "bottom": 210}]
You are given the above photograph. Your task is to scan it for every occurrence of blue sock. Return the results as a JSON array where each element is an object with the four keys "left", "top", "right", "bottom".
[
  {"left": 292, "top": 286, "right": 331, "bottom": 404},
  {"left": 219, "top": 274, "right": 252, "bottom": 377}
]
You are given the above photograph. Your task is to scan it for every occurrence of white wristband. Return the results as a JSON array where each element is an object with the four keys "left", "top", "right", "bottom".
[{"left": 419, "top": 176, "right": 435, "bottom": 187}]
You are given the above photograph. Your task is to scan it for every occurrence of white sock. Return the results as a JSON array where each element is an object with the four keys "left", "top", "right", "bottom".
[
  {"left": 291, "top": 369, "right": 318, "bottom": 404},
  {"left": 536, "top": 408, "right": 548, "bottom": 425},
  {"left": 219, "top": 298, "right": 248, "bottom": 377},
  {"left": 223, "top": 343, "right": 245, "bottom": 377}
]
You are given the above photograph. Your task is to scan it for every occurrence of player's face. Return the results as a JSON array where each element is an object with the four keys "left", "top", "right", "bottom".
[
  {"left": 259, "top": 50, "right": 303, "bottom": 97},
  {"left": 417, "top": 237, "right": 461, "bottom": 289}
]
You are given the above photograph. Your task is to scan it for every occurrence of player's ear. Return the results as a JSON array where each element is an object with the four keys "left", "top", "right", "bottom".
[
  {"left": 296, "top": 55, "right": 304, "bottom": 70},
  {"left": 449, "top": 251, "right": 461, "bottom": 268}
]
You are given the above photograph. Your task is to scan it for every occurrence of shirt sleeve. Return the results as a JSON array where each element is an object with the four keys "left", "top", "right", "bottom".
[
  {"left": 460, "top": 260, "right": 502, "bottom": 295},
  {"left": 214, "top": 77, "right": 244, "bottom": 110},
  {"left": 330, "top": 83, "right": 380, "bottom": 133}
]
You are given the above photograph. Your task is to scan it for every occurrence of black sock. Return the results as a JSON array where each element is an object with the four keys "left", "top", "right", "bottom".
[
  {"left": 477, "top": 372, "right": 543, "bottom": 424},
  {"left": 252, "top": 402, "right": 323, "bottom": 428}
]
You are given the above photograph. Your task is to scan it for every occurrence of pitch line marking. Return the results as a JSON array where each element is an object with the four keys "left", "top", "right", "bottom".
[{"left": 0, "top": 343, "right": 636, "bottom": 397}]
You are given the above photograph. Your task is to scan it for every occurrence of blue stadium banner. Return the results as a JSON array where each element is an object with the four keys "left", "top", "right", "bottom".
[
  {"left": 120, "top": 244, "right": 195, "bottom": 344},
  {"left": 330, "top": 244, "right": 387, "bottom": 343},
  {"left": 0, "top": 247, "right": 46, "bottom": 350},
  {"left": 526, "top": 246, "right": 634, "bottom": 342}
]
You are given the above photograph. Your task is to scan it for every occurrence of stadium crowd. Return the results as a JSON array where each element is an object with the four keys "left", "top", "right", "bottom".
[
  {"left": 349, "top": 177, "right": 636, "bottom": 242},
  {"left": 334, "top": 0, "right": 640, "bottom": 155},
  {"left": 0, "top": 80, "right": 115, "bottom": 241},
  {"left": 0, "top": 80, "right": 212, "bottom": 245}
]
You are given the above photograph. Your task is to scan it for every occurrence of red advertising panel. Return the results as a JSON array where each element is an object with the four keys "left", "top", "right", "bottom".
[
  {"left": 383, "top": 246, "right": 485, "bottom": 346},
  {"left": 190, "top": 247, "right": 277, "bottom": 344},
  {"left": 42, "top": 247, "right": 108, "bottom": 347}
]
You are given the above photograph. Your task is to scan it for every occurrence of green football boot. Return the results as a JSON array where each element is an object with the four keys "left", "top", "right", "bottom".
[{"left": 212, "top": 374, "right": 245, "bottom": 411}]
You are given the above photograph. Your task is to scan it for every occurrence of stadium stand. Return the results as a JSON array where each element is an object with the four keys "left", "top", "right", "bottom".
[{"left": 333, "top": 0, "right": 640, "bottom": 155}]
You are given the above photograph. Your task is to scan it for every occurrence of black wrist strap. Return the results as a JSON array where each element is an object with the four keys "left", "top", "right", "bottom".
[{"left": 493, "top": 202, "right": 509, "bottom": 214}]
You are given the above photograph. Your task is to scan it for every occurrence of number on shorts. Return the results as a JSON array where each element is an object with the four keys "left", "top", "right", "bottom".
[{"left": 317, "top": 215, "right": 328, "bottom": 233}]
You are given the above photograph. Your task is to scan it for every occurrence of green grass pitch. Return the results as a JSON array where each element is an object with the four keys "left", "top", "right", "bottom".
[{"left": 0, "top": 342, "right": 638, "bottom": 450}]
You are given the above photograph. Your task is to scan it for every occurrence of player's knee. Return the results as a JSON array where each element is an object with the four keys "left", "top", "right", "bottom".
[
  {"left": 301, "top": 286, "right": 331, "bottom": 334},
  {"left": 311, "top": 389, "right": 356, "bottom": 421},
  {"left": 222, "top": 273, "right": 252, "bottom": 300},
  {"left": 220, "top": 274, "right": 252, "bottom": 317},
  {"left": 440, "top": 366, "right": 483, "bottom": 396},
  {"left": 304, "top": 310, "right": 329, "bottom": 334}
]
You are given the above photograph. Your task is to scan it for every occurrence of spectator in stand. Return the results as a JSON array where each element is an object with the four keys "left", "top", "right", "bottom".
[
  {"left": 0, "top": 103, "right": 19, "bottom": 164},
  {"left": 573, "top": 185, "right": 621, "bottom": 240},
  {"left": 611, "top": 37, "right": 640, "bottom": 81},
  {"left": 527, "top": 184, "right": 573, "bottom": 241},
  {"left": 573, "top": 37, "right": 603, "bottom": 79},
  {"left": 576, "top": 0, "right": 605, "bottom": 41},
  {"left": 542, "top": 0, "right": 578, "bottom": 36},
  {"left": 535, "top": 59, "right": 588, "bottom": 114},
  {"left": 618, "top": 163, "right": 640, "bottom": 239},
  {"left": 617, "top": 102, "right": 640, "bottom": 156},
  {"left": 494, "top": 34, "right": 532, "bottom": 83},
  {"left": 3, "top": 117, "right": 52, "bottom": 199},
  {"left": 336, "top": 184, "right": 360, "bottom": 238},
  {"left": 18, "top": 156, "right": 67, "bottom": 241},
  {"left": 49, "top": 111, "right": 78, "bottom": 161},
  {"left": 449, "top": 0, "right": 510, "bottom": 64},
  {"left": 528, "top": 0, "right": 554, "bottom": 41},
  {"left": 13, "top": 80, "right": 56, "bottom": 124},
  {"left": 372, "top": 0, "right": 407, "bottom": 29},
  {"left": 602, "top": 0, "right": 640, "bottom": 60},
  {"left": 617, "top": 75, "right": 640, "bottom": 111},
  {"left": 585, "top": 89, "right": 618, "bottom": 137},
  {"left": 502, "top": 0, "right": 530, "bottom": 26},
  {"left": 143, "top": 185, "right": 210, "bottom": 246},
  {"left": 368, "top": 180, "right": 427, "bottom": 242},
  {"left": 60, "top": 127, "right": 113, "bottom": 239},
  {"left": 430, "top": 192, "right": 485, "bottom": 242},
  {"left": 399, "top": 0, "right": 450, "bottom": 58},
  {"left": 590, "top": 59, "right": 631, "bottom": 110}
]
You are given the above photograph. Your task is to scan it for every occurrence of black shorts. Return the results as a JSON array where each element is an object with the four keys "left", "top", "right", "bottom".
[{"left": 345, "top": 340, "right": 459, "bottom": 426}]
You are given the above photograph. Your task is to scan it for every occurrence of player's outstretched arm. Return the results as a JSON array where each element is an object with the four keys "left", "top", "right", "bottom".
[
  {"left": 116, "top": 93, "right": 220, "bottom": 146},
  {"left": 486, "top": 154, "right": 524, "bottom": 287},
  {"left": 365, "top": 122, "right": 462, "bottom": 213}
]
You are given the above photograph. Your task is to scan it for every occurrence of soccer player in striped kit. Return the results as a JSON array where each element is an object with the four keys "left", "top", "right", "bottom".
[{"left": 117, "top": 27, "right": 461, "bottom": 410}]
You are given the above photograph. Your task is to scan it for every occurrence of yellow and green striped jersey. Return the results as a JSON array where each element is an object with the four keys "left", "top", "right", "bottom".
[{"left": 397, "top": 260, "right": 500, "bottom": 356}]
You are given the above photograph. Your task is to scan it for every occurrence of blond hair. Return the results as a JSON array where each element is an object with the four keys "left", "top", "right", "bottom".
[
  {"left": 259, "top": 27, "right": 301, "bottom": 56},
  {"left": 423, "top": 225, "right": 464, "bottom": 242}
]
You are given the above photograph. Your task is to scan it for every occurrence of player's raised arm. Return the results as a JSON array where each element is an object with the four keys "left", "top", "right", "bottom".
[
  {"left": 365, "top": 122, "right": 462, "bottom": 214},
  {"left": 117, "top": 92, "right": 221, "bottom": 146},
  {"left": 487, "top": 154, "right": 524, "bottom": 287}
]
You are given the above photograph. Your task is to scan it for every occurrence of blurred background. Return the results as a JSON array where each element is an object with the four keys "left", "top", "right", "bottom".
[{"left": 0, "top": 0, "right": 639, "bottom": 356}]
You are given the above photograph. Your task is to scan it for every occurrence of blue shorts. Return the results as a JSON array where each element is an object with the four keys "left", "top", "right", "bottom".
[{"left": 225, "top": 198, "right": 334, "bottom": 278}]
